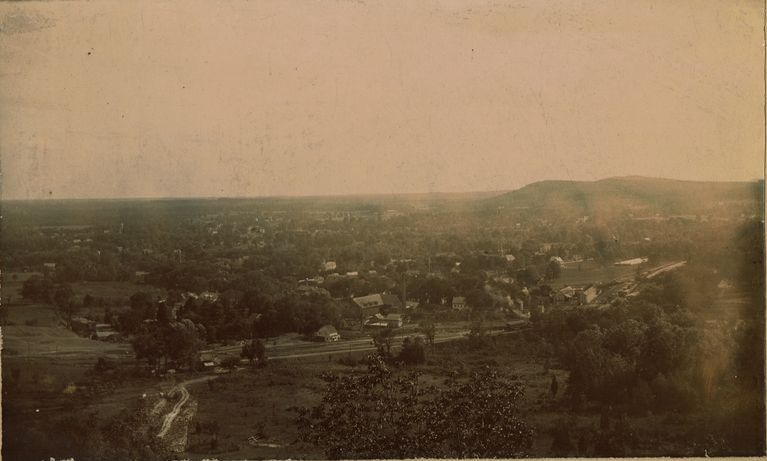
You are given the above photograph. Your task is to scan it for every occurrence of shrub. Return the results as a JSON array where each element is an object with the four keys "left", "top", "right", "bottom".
[
  {"left": 220, "top": 355, "right": 240, "bottom": 369},
  {"left": 94, "top": 357, "right": 116, "bottom": 373},
  {"left": 337, "top": 355, "right": 358, "bottom": 367},
  {"left": 396, "top": 336, "right": 426, "bottom": 365}
]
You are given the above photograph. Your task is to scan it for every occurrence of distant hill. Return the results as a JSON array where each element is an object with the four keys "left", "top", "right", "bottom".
[
  {"left": 2, "top": 176, "right": 762, "bottom": 226},
  {"left": 481, "top": 176, "right": 763, "bottom": 218}
]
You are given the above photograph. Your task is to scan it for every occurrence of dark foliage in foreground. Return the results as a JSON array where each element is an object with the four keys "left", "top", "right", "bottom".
[
  {"left": 294, "top": 354, "right": 533, "bottom": 459},
  {"left": 532, "top": 260, "right": 765, "bottom": 455},
  {"left": 4, "top": 397, "right": 172, "bottom": 461}
]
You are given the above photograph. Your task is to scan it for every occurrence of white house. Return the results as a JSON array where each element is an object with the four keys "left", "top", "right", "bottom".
[{"left": 452, "top": 296, "right": 467, "bottom": 310}]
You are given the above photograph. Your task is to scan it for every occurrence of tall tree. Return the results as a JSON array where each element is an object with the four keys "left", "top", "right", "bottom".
[{"left": 53, "top": 284, "right": 77, "bottom": 326}]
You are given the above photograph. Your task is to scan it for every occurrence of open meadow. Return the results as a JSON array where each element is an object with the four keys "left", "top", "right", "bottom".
[{"left": 553, "top": 260, "right": 638, "bottom": 288}]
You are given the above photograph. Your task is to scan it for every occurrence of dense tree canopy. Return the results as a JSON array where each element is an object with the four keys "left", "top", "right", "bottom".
[{"left": 296, "top": 355, "right": 533, "bottom": 459}]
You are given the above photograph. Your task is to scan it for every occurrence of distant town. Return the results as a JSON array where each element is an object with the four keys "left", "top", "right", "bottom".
[{"left": 2, "top": 176, "right": 764, "bottom": 459}]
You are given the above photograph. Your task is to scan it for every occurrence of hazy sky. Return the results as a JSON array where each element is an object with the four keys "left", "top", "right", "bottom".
[{"left": 1, "top": 0, "right": 764, "bottom": 200}]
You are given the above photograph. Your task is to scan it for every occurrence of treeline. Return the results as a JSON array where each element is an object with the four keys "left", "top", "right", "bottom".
[
  {"left": 120, "top": 290, "right": 344, "bottom": 345},
  {"left": 6, "top": 203, "right": 756, "bottom": 292},
  {"left": 535, "top": 301, "right": 712, "bottom": 411},
  {"left": 531, "top": 265, "right": 765, "bottom": 454}
]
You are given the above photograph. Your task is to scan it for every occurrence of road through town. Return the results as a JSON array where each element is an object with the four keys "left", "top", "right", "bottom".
[{"left": 205, "top": 320, "right": 528, "bottom": 360}]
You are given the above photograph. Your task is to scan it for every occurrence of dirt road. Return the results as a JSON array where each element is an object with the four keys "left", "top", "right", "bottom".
[{"left": 157, "top": 376, "right": 211, "bottom": 438}]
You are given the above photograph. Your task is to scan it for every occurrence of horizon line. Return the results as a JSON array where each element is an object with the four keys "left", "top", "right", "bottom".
[{"left": 1, "top": 174, "right": 763, "bottom": 203}]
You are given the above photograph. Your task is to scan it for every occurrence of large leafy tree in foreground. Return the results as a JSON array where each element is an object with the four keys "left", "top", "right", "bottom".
[{"left": 295, "top": 355, "right": 533, "bottom": 459}]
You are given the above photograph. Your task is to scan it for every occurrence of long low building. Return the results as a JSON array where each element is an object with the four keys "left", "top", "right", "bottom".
[
  {"left": 352, "top": 293, "right": 403, "bottom": 317},
  {"left": 364, "top": 313, "right": 403, "bottom": 329},
  {"left": 614, "top": 257, "right": 648, "bottom": 266}
]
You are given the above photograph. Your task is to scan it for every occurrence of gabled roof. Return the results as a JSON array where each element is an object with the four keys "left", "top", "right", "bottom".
[
  {"left": 365, "top": 313, "right": 402, "bottom": 326},
  {"left": 95, "top": 330, "right": 118, "bottom": 338},
  {"left": 200, "top": 352, "right": 217, "bottom": 362},
  {"left": 353, "top": 293, "right": 402, "bottom": 309},
  {"left": 353, "top": 293, "right": 384, "bottom": 308},
  {"left": 452, "top": 296, "right": 466, "bottom": 304}
]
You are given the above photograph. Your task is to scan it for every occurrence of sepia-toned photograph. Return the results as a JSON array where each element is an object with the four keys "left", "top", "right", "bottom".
[{"left": 1, "top": 0, "right": 765, "bottom": 459}]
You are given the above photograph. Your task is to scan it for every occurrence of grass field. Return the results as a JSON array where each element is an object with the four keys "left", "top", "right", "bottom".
[
  {"left": 4, "top": 303, "right": 60, "bottom": 326},
  {"left": 2, "top": 325, "right": 751, "bottom": 459},
  {"left": 2, "top": 303, "right": 130, "bottom": 357},
  {"left": 1, "top": 275, "right": 159, "bottom": 357},
  {"left": 2, "top": 271, "right": 43, "bottom": 303},
  {"left": 1, "top": 284, "right": 754, "bottom": 459},
  {"left": 1, "top": 271, "right": 165, "bottom": 305},
  {"left": 184, "top": 329, "right": 739, "bottom": 459},
  {"left": 3, "top": 325, "right": 129, "bottom": 357},
  {"left": 183, "top": 334, "right": 565, "bottom": 459},
  {"left": 185, "top": 364, "right": 327, "bottom": 459},
  {"left": 554, "top": 260, "right": 638, "bottom": 288}
]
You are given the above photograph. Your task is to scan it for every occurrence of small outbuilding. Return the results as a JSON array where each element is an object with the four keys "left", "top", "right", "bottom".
[
  {"left": 315, "top": 325, "right": 341, "bottom": 342},
  {"left": 452, "top": 296, "right": 467, "bottom": 310}
]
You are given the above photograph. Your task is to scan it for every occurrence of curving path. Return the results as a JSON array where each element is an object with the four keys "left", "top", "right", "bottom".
[{"left": 157, "top": 376, "right": 211, "bottom": 438}]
